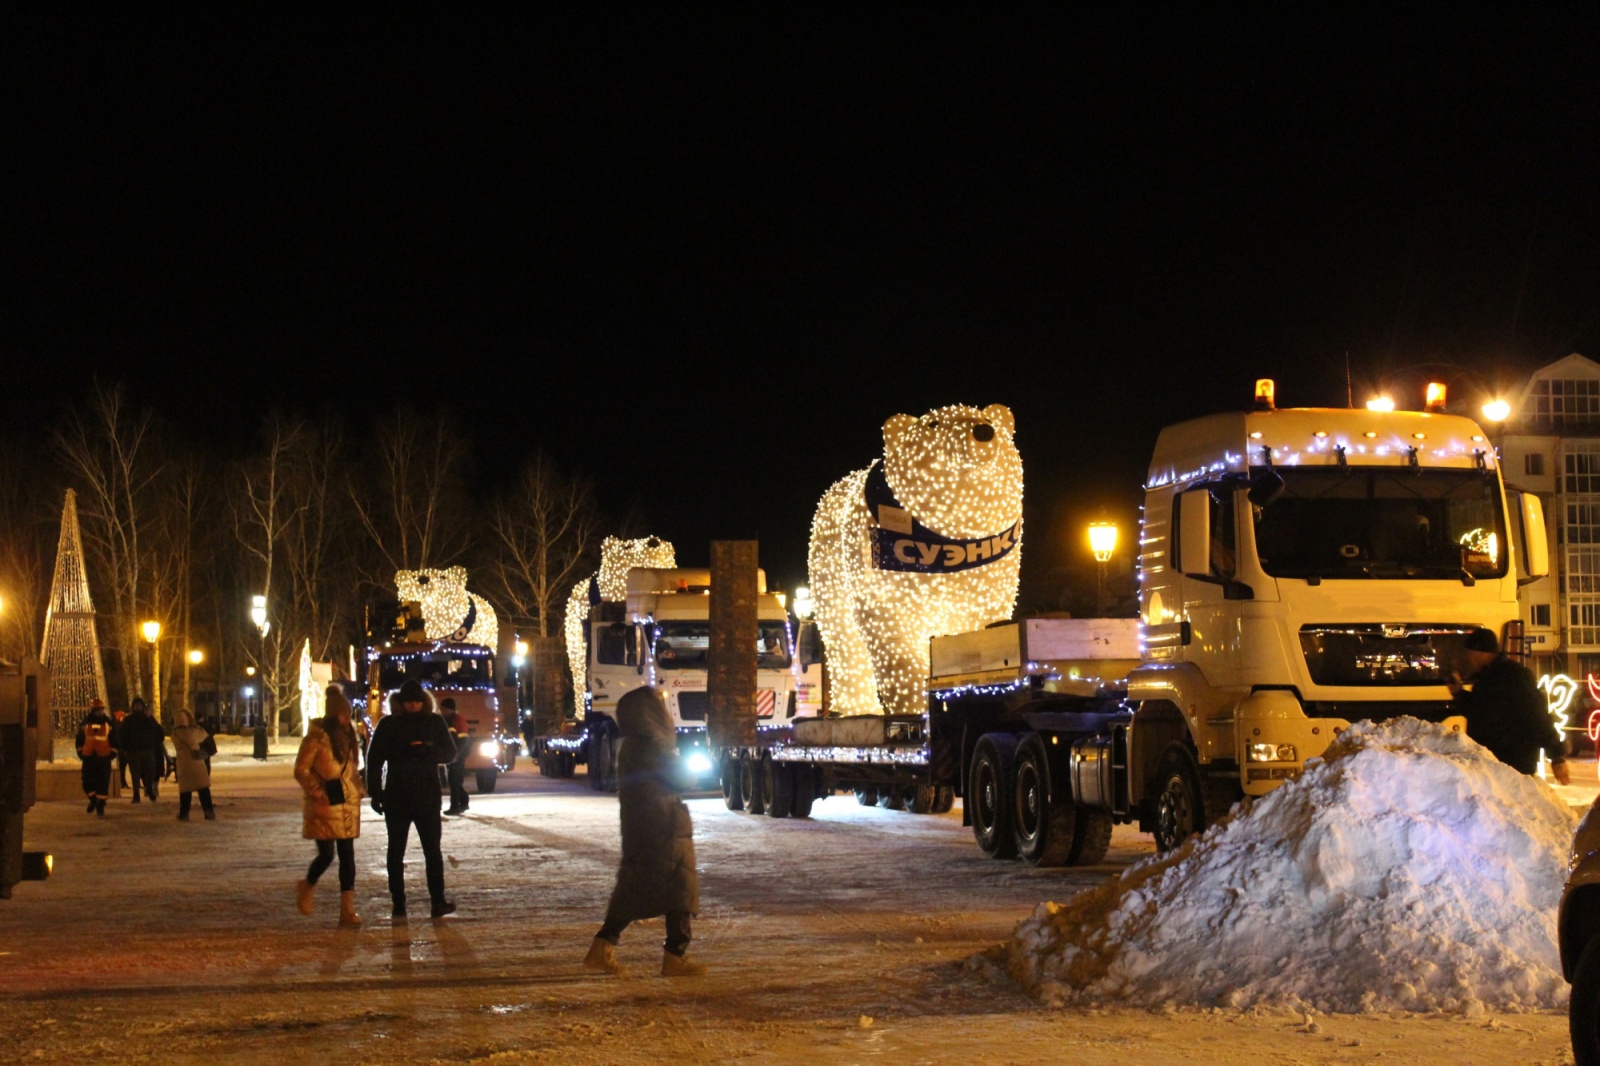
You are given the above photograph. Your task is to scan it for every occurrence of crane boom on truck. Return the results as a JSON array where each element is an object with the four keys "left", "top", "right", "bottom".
[{"left": 718, "top": 381, "right": 1551, "bottom": 863}]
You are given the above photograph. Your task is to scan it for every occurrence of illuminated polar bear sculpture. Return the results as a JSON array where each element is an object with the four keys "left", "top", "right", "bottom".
[
  {"left": 808, "top": 404, "right": 1023, "bottom": 716},
  {"left": 395, "top": 566, "right": 500, "bottom": 652},
  {"left": 563, "top": 535, "right": 677, "bottom": 695}
]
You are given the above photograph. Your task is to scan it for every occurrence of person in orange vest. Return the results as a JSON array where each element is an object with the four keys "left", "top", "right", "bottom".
[
  {"left": 440, "top": 697, "right": 471, "bottom": 816},
  {"left": 76, "top": 698, "right": 116, "bottom": 816}
]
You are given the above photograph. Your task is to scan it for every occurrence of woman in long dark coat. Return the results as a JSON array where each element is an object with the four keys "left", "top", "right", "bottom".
[{"left": 583, "top": 686, "right": 703, "bottom": 977}]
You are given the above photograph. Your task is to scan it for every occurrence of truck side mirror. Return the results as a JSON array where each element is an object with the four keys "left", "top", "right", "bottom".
[
  {"left": 1516, "top": 491, "right": 1549, "bottom": 580},
  {"left": 797, "top": 621, "right": 824, "bottom": 668},
  {"left": 1178, "top": 489, "right": 1212, "bottom": 577}
]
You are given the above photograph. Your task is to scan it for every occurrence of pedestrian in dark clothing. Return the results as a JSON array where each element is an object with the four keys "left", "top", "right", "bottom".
[
  {"left": 365, "top": 679, "right": 457, "bottom": 919},
  {"left": 441, "top": 697, "right": 471, "bottom": 816},
  {"left": 1450, "top": 627, "right": 1571, "bottom": 782},
  {"left": 583, "top": 687, "right": 704, "bottom": 978},
  {"left": 295, "top": 686, "right": 365, "bottom": 926},
  {"left": 171, "top": 710, "right": 217, "bottom": 821},
  {"left": 120, "top": 699, "right": 167, "bottom": 802},
  {"left": 112, "top": 708, "right": 129, "bottom": 789},
  {"left": 76, "top": 698, "right": 116, "bottom": 816}
]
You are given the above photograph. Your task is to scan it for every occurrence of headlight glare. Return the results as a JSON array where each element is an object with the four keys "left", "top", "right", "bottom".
[{"left": 1246, "top": 742, "right": 1297, "bottom": 763}]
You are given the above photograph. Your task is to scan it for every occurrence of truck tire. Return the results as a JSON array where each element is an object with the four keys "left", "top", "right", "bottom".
[
  {"left": 1572, "top": 934, "right": 1600, "bottom": 1066},
  {"left": 790, "top": 765, "right": 815, "bottom": 818},
  {"left": 970, "top": 733, "right": 1019, "bottom": 859},
  {"left": 598, "top": 732, "right": 619, "bottom": 794},
  {"left": 721, "top": 752, "right": 746, "bottom": 811},
  {"left": 767, "top": 759, "right": 794, "bottom": 818},
  {"left": 1013, "top": 734, "right": 1075, "bottom": 867},
  {"left": 475, "top": 769, "right": 498, "bottom": 794},
  {"left": 588, "top": 733, "right": 607, "bottom": 792},
  {"left": 742, "top": 756, "right": 767, "bottom": 815},
  {"left": 854, "top": 786, "right": 879, "bottom": 807},
  {"left": 909, "top": 783, "right": 937, "bottom": 814},
  {"left": 560, "top": 752, "right": 577, "bottom": 778},
  {"left": 932, "top": 785, "right": 955, "bottom": 814},
  {"left": 1070, "top": 809, "right": 1115, "bottom": 865},
  {"left": 879, "top": 787, "right": 906, "bottom": 811},
  {"left": 1153, "top": 744, "right": 1203, "bottom": 853}
]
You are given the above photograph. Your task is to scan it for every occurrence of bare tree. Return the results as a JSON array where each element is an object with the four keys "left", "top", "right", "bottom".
[
  {"left": 486, "top": 453, "right": 603, "bottom": 637},
  {"left": 349, "top": 408, "right": 471, "bottom": 579},
  {"left": 234, "top": 417, "right": 304, "bottom": 737},
  {"left": 54, "top": 381, "right": 163, "bottom": 706},
  {"left": 0, "top": 440, "right": 53, "bottom": 662}
]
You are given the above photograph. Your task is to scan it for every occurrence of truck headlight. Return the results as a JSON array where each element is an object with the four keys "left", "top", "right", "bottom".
[
  {"left": 685, "top": 752, "right": 713, "bottom": 775},
  {"left": 478, "top": 740, "right": 500, "bottom": 758},
  {"left": 1246, "top": 742, "right": 1297, "bottom": 763}
]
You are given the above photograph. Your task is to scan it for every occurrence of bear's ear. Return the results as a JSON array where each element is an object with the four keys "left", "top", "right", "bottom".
[
  {"left": 883, "top": 414, "right": 919, "bottom": 449},
  {"left": 445, "top": 565, "right": 468, "bottom": 583},
  {"left": 983, "top": 404, "right": 1015, "bottom": 435}
]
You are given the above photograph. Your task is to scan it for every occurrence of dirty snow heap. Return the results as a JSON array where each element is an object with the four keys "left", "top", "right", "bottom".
[{"left": 1003, "top": 717, "right": 1578, "bottom": 1013}]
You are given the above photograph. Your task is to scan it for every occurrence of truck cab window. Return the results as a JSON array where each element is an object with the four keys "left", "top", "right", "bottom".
[
  {"left": 597, "top": 623, "right": 631, "bottom": 665},
  {"left": 1209, "top": 487, "right": 1237, "bottom": 577}
]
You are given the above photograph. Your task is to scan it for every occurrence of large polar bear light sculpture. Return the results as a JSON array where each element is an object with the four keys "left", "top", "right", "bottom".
[
  {"left": 808, "top": 404, "right": 1023, "bottom": 716},
  {"left": 563, "top": 535, "right": 677, "bottom": 696},
  {"left": 395, "top": 566, "right": 500, "bottom": 652}
]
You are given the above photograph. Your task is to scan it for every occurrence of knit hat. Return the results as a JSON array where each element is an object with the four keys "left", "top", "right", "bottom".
[
  {"left": 88, "top": 697, "right": 105, "bottom": 710},
  {"left": 1463, "top": 628, "right": 1499, "bottom": 654},
  {"left": 398, "top": 679, "right": 429, "bottom": 706}
]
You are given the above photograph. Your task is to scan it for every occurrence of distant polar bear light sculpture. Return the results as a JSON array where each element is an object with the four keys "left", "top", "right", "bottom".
[
  {"left": 807, "top": 404, "right": 1023, "bottom": 716},
  {"left": 395, "top": 566, "right": 500, "bottom": 652},
  {"left": 563, "top": 536, "right": 677, "bottom": 697}
]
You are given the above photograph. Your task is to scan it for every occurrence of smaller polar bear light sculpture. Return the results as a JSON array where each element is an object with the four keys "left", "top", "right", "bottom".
[
  {"left": 563, "top": 535, "right": 678, "bottom": 697},
  {"left": 808, "top": 404, "right": 1023, "bottom": 717},
  {"left": 395, "top": 567, "right": 500, "bottom": 653}
]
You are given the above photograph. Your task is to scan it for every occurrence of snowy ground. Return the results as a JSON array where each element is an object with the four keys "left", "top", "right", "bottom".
[{"left": 1, "top": 744, "right": 1590, "bottom": 1064}]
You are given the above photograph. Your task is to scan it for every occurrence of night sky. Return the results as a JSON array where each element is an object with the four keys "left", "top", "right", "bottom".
[{"left": 10, "top": 8, "right": 1599, "bottom": 600}]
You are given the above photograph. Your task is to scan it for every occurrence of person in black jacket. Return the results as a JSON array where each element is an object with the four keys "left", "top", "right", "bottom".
[
  {"left": 120, "top": 698, "right": 167, "bottom": 803},
  {"left": 365, "top": 679, "right": 458, "bottom": 919},
  {"left": 1450, "top": 627, "right": 1570, "bottom": 782}
]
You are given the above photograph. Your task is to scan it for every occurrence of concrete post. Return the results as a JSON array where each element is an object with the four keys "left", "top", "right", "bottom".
[{"left": 708, "top": 541, "right": 758, "bottom": 750}]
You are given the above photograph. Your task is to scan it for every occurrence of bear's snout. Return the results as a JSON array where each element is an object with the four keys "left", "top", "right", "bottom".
[{"left": 972, "top": 423, "right": 995, "bottom": 442}]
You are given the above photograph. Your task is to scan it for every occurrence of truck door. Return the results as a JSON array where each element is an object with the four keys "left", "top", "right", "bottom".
[{"left": 1177, "top": 484, "right": 1246, "bottom": 685}]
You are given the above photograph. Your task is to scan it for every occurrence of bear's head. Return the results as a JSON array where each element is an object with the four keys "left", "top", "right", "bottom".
[
  {"left": 597, "top": 535, "right": 677, "bottom": 601},
  {"left": 881, "top": 404, "right": 1022, "bottom": 538}
]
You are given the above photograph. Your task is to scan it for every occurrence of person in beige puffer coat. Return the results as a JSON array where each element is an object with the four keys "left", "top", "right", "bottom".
[
  {"left": 294, "top": 685, "right": 366, "bottom": 925},
  {"left": 171, "top": 709, "right": 216, "bottom": 820}
]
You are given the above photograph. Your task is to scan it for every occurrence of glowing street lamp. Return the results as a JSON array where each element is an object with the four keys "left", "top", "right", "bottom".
[
  {"left": 792, "top": 586, "right": 815, "bottom": 621},
  {"left": 1089, "top": 522, "right": 1119, "bottom": 617},
  {"left": 184, "top": 648, "right": 204, "bottom": 719},
  {"left": 250, "top": 594, "right": 270, "bottom": 731},
  {"left": 142, "top": 620, "right": 162, "bottom": 720},
  {"left": 1481, "top": 399, "right": 1511, "bottom": 423},
  {"left": 1365, "top": 396, "right": 1396, "bottom": 413},
  {"left": 512, "top": 639, "right": 529, "bottom": 716}
]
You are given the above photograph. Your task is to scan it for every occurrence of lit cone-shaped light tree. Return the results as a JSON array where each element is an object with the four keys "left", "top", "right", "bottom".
[{"left": 40, "top": 489, "right": 109, "bottom": 738}]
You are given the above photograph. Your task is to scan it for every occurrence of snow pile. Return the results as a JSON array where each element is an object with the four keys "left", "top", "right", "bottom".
[{"left": 1003, "top": 717, "right": 1579, "bottom": 1014}]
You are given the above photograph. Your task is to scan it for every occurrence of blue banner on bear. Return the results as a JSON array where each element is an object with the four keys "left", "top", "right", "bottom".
[{"left": 863, "top": 462, "right": 1018, "bottom": 574}]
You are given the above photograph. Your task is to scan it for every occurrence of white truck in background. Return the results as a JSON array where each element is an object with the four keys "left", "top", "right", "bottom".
[{"left": 720, "top": 380, "right": 1550, "bottom": 862}]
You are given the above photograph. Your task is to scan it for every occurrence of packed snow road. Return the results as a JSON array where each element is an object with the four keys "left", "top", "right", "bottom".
[{"left": 0, "top": 750, "right": 1581, "bottom": 1064}]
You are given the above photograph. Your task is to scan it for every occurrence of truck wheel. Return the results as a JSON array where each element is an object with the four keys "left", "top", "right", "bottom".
[
  {"left": 742, "top": 756, "right": 767, "bottom": 815},
  {"left": 909, "top": 783, "right": 937, "bottom": 814},
  {"left": 598, "top": 732, "right": 619, "bottom": 794},
  {"left": 1153, "top": 744, "right": 1203, "bottom": 852},
  {"left": 970, "top": 733, "right": 1019, "bottom": 859},
  {"left": 767, "top": 759, "right": 794, "bottom": 818},
  {"left": 790, "top": 765, "right": 815, "bottom": 818},
  {"left": 854, "top": 786, "right": 879, "bottom": 807},
  {"left": 1013, "top": 734, "right": 1074, "bottom": 867},
  {"left": 1573, "top": 935, "right": 1600, "bottom": 1066},
  {"left": 721, "top": 752, "right": 746, "bottom": 811},
  {"left": 879, "top": 787, "right": 906, "bottom": 811},
  {"left": 932, "top": 785, "right": 955, "bottom": 814},
  {"left": 1070, "top": 810, "right": 1115, "bottom": 865},
  {"left": 560, "top": 752, "right": 576, "bottom": 778},
  {"left": 588, "top": 733, "right": 606, "bottom": 792},
  {"left": 475, "top": 769, "right": 498, "bottom": 794}
]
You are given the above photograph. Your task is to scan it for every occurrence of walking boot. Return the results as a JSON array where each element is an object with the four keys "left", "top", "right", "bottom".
[
  {"left": 430, "top": 899, "right": 456, "bottom": 919},
  {"left": 177, "top": 811, "right": 189, "bottom": 821},
  {"left": 296, "top": 879, "right": 316, "bottom": 916},
  {"left": 203, "top": 808, "right": 215, "bottom": 820},
  {"left": 87, "top": 797, "right": 96, "bottom": 814},
  {"left": 339, "top": 891, "right": 361, "bottom": 926},
  {"left": 392, "top": 898, "right": 407, "bottom": 920},
  {"left": 96, "top": 800, "right": 106, "bottom": 817},
  {"left": 661, "top": 950, "right": 707, "bottom": 977},
  {"left": 582, "top": 937, "right": 627, "bottom": 976}
]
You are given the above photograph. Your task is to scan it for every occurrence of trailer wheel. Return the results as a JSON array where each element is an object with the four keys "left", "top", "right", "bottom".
[
  {"left": 931, "top": 785, "right": 955, "bottom": 814},
  {"left": 854, "top": 786, "right": 879, "bottom": 807},
  {"left": 1153, "top": 744, "right": 1203, "bottom": 852},
  {"left": 767, "top": 759, "right": 794, "bottom": 818},
  {"left": 475, "top": 769, "right": 498, "bottom": 794},
  {"left": 1070, "top": 810, "right": 1114, "bottom": 865},
  {"left": 970, "top": 733, "right": 1019, "bottom": 859},
  {"left": 790, "top": 765, "right": 815, "bottom": 818},
  {"left": 742, "top": 756, "right": 767, "bottom": 815},
  {"left": 1013, "top": 735, "right": 1075, "bottom": 867},
  {"left": 721, "top": 752, "right": 746, "bottom": 811},
  {"left": 909, "top": 783, "right": 937, "bottom": 814}
]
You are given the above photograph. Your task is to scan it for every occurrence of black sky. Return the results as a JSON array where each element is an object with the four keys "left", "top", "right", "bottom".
[{"left": 8, "top": 7, "right": 1599, "bottom": 599}]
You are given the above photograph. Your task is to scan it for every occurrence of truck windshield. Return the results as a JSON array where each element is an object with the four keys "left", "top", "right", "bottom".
[
  {"left": 1252, "top": 468, "right": 1506, "bottom": 580},
  {"left": 653, "top": 621, "right": 791, "bottom": 669},
  {"left": 378, "top": 653, "right": 496, "bottom": 690}
]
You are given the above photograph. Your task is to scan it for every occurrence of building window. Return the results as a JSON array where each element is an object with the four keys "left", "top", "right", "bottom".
[
  {"left": 1532, "top": 603, "right": 1552, "bottom": 627},
  {"left": 1534, "top": 378, "right": 1600, "bottom": 429},
  {"left": 1527, "top": 453, "right": 1546, "bottom": 476}
]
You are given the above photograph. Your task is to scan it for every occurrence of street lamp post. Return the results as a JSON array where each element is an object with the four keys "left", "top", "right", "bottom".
[
  {"left": 1088, "top": 522, "right": 1119, "bottom": 617},
  {"left": 141, "top": 620, "right": 162, "bottom": 722},
  {"left": 250, "top": 594, "right": 271, "bottom": 737},
  {"left": 185, "top": 648, "right": 204, "bottom": 721},
  {"left": 512, "top": 639, "right": 529, "bottom": 718}
]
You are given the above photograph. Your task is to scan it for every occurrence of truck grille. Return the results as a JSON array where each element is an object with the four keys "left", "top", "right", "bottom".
[{"left": 1299, "top": 624, "right": 1477, "bottom": 686}]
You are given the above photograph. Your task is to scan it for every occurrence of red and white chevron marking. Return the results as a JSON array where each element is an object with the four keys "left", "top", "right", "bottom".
[{"left": 755, "top": 688, "right": 776, "bottom": 718}]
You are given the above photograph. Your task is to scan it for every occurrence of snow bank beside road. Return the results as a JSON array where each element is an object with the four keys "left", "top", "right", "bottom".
[{"left": 1002, "top": 718, "right": 1578, "bottom": 1014}]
